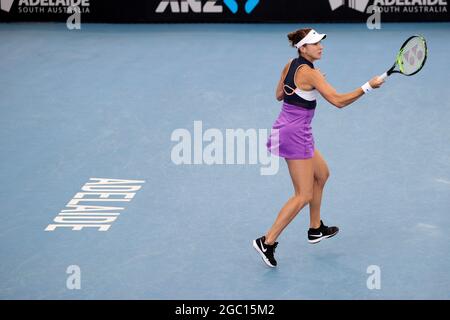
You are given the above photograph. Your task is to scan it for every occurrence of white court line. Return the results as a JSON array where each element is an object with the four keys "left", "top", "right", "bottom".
[
  {"left": 435, "top": 178, "right": 450, "bottom": 185},
  {"left": 416, "top": 223, "right": 438, "bottom": 229}
]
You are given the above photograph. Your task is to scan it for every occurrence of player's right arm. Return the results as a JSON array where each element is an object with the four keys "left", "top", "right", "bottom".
[{"left": 302, "top": 68, "right": 384, "bottom": 108}]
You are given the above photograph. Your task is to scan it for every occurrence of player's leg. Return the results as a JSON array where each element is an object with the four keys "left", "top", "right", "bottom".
[
  {"left": 265, "top": 157, "right": 315, "bottom": 245},
  {"left": 307, "top": 150, "right": 339, "bottom": 244},
  {"left": 253, "top": 157, "right": 314, "bottom": 267},
  {"left": 309, "top": 149, "right": 330, "bottom": 229}
]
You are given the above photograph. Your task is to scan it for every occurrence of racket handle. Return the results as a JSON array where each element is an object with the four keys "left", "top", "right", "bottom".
[{"left": 378, "top": 72, "right": 388, "bottom": 81}]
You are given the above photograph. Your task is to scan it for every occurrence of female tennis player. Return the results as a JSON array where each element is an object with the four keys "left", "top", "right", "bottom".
[{"left": 253, "top": 28, "right": 385, "bottom": 268}]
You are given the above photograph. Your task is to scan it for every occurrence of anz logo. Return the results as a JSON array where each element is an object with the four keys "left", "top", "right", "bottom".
[{"left": 155, "top": 0, "right": 260, "bottom": 14}]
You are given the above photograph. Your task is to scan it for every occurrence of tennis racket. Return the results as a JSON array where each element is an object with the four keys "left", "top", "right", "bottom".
[{"left": 379, "top": 35, "right": 428, "bottom": 81}]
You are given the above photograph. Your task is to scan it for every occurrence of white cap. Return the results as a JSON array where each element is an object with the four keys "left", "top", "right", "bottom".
[{"left": 295, "top": 29, "right": 327, "bottom": 49}]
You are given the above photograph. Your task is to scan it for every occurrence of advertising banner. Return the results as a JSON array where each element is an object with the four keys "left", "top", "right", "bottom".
[{"left": 1, "top": 1, "right": 449, "bottom": 23}]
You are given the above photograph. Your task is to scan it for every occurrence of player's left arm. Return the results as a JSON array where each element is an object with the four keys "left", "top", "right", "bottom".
[{"left": 275, "top": 61, "right": 292, "bottom": 101}]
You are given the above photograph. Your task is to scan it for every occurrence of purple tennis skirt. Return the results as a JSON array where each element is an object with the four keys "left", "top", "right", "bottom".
[{"left": 266, "top": 102, "right": 315, "bottom": 160}]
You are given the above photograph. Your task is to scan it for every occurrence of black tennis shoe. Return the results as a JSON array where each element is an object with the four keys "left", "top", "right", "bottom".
[
  {"left": 252, "top": 236, "right": 278, "bottom": 268},
  {"left": 308, "top": 220, "right": 339, "bottom": 244}
]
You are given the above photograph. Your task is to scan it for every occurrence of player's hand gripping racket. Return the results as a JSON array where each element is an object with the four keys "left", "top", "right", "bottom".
[{"left": 379, "top": 35, "right": 428, "bottom": 81}]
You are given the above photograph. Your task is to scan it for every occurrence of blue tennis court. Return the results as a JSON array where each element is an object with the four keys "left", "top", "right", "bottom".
[{"left": 0, "top": 22, "right": 449, "bottom": 299}]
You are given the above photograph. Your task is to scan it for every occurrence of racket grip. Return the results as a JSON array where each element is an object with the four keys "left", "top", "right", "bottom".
[{"left": 378, "top": 72, "right": 388, "bottom": 81}]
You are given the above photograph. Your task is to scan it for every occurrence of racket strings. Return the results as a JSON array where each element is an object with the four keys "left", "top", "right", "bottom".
[{"left": 397, "top": 37, "right": 427, "bottom": 75}]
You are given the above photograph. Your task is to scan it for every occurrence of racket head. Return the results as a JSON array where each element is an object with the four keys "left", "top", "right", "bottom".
[{"left": 394, "top": 35, "right": 428, "bottom": 76}]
